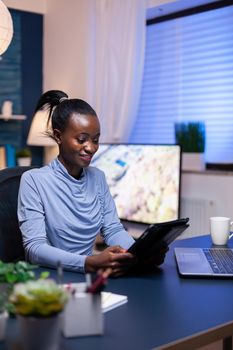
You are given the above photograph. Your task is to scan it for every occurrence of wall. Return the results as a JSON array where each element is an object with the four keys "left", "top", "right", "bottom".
[{"left": 43, "top": 0, "right": 95, "bottom": 100}]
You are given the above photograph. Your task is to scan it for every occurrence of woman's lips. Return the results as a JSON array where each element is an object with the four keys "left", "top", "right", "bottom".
[{"left": 79, "top": 154, "right": 92, "bottom": 162}]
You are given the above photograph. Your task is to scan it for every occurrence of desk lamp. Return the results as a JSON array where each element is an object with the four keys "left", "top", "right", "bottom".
[{"left": 27, "top": 110, "right": 58, "bottom": 164}]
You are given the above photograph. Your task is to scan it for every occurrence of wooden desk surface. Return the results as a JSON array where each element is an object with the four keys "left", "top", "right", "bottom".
[{"left": 1, "top": 235, "right": 233, "bottom": 350}]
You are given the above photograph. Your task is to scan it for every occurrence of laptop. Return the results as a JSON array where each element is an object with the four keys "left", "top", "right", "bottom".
[{"left": 175, "top": 246, "right": 233, "bottom": 277}]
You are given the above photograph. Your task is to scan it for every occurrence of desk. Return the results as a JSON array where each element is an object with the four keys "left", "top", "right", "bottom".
[{"left": 2, "top": 235, "right": 233, "bottom": 350}]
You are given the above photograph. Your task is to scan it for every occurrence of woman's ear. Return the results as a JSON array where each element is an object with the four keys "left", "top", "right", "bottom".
[{"left": 53, "top": 129, "right": 61, "bottom": 145}]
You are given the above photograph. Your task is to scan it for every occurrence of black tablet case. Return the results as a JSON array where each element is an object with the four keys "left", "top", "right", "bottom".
[{"left": 128, "top": 218, "right": 189, "bottom": 260}]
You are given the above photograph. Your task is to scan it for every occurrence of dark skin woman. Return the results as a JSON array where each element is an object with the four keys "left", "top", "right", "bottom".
[{"left": 18, "top": 90, "right": 167, "bottom": 276}]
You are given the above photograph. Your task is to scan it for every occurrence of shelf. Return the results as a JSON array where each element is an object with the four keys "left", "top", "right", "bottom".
[{"left": 0, "top": 115, "right": 26, "bottom": 121}]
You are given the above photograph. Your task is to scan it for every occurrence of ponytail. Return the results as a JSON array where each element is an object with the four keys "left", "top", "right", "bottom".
[
  {"left": 34, "top": 90, "right": 68, "bottom": 126},
  {"left": 33, "top": 90, "right": 97, "bottom": 141}
]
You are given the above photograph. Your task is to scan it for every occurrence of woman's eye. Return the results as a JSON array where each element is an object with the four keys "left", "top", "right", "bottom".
[{"left": 77, "top": 139, "right": 86, "bottom": 144}]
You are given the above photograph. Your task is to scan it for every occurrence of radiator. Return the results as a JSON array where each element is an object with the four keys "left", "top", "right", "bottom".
[{"left": 179, "top": 197, "right": 216, "bottom": 239}]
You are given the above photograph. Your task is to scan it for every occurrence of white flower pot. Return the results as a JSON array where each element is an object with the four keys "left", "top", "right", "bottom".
[
  {"left": 17, "top": 313, "right": 61, "bottom": 350},
  {"left": 17, "top": 157, "right": 32, "bottom": 166},
  {"left": 182, "top": 153, "right": 205, "bottom": 171}
]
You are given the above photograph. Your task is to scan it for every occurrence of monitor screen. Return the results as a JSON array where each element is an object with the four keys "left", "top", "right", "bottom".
[{"left": 91, "top": 144, "right": 181, "bottom": 225}]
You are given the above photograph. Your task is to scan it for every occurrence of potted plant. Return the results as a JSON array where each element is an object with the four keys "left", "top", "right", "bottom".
[
  {"left": 0, "top": 260, "right": 40, "bottom": 341},
  {"left": 0, "top": 260, "right": 39, "bottom": 298},
  {"left": 16, "top": 148, "right": 32, "bottom": 166},
  {"left": 9, "top": 279, "right": 69, "bottom": 350},
  {"left": 175, "top": 121, "right": 206, "bottom": 171},
  {"left": 0, "top": 260, "right": 37, "bottom": 285},
  {"left": 0, "top": 260, "right": 49, "bottom": 311}
]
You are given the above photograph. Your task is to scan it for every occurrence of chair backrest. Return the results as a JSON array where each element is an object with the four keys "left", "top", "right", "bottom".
[{"left": 0, "top": 166, "right": 35, "bottom": 262}]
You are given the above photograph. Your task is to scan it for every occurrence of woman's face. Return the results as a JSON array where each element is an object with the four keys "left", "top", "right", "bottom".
[{"left": 54, "top": 113, "right": 100, "bottom": 177}]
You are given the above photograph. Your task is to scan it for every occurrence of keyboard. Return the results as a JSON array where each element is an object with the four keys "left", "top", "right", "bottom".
[{"left": 203, "top": 248, "right": 233, "bottom": 274}]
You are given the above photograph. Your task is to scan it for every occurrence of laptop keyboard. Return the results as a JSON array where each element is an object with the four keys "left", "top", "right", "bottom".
[{"left": 203, "top": 248, "right": 233, "bottom": 274}]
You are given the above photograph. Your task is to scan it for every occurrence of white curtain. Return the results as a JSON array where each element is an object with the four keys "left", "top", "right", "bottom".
[{"left": 87, "top": 0, "right": 146, "bottom": 142}]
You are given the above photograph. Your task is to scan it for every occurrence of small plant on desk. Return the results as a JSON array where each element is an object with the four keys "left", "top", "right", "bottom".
[
  {"left": 0, "top": 260, "right": 42, "bottom": 341},
  {"left": 9, "top": 279, "right": 69, "bottom": 350}
]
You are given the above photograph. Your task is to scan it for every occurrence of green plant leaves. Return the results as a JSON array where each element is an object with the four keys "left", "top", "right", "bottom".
[
  {"left": 0, "top": 261, "right": 37, "bottom": 284},
  {"left": 0, "top": 261, "right": 50, "bottom": 315},
  {"left": 175, "top": 122, "right": 205, "bottom": 153}
]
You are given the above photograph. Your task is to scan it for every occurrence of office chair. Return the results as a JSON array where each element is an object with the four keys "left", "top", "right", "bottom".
[{"left": 0, "top": 166, "right": 35, "bottom": 262}]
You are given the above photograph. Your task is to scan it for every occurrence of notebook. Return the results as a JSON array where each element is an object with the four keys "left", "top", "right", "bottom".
[
  {"left": 175, "top": 247, "right": 233, "bottom": 277},
  {"left": 101, "top": 292, "right": 127, "bottom": 313}
]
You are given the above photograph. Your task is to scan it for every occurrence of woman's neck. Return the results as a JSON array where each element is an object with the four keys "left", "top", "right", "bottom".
[{"left": 58, "top": 156, "right": 83, "bottom": 179}]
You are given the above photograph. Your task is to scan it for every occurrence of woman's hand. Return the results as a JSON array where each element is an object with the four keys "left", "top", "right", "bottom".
[
  {"left": 126, "top": 245, "right": 169, "bottom": 275},
  {"left": 85, "top": 246, "right": 137, "bottom": 276},
  {"left": 143, "top": 245, "right": 169, "bottom": 267}
]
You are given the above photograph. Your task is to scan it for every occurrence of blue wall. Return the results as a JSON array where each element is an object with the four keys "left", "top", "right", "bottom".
[{"left": 0, "top": 9, "right": 43, "bottom": 166}]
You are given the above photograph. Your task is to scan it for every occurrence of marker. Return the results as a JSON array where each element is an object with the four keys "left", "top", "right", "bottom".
[{"left": 86, "top": 268, "right": 112, "bottom": 294}]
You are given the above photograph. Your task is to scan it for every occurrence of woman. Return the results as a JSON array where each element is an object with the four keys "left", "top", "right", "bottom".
[{"left": 18, "top": 90, "right": 166, "bottom": 275}]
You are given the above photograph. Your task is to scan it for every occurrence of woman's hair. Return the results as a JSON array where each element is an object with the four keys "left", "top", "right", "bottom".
[{"left": 34, "top": 90, "right": 97, "bottom": 138}]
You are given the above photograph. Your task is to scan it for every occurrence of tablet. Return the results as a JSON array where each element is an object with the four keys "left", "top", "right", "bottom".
[{"left": 127, "top": 218, "right": 189, "bottom": 260}]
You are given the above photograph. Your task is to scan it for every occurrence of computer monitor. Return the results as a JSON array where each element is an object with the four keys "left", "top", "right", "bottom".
[{"left": 91, "top": 144, "right": 181, "bottom": 225}]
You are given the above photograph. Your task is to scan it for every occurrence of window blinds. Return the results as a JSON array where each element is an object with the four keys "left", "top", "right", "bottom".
[{"left": 130, "top": 4, "right": 233, "bottom": 163}]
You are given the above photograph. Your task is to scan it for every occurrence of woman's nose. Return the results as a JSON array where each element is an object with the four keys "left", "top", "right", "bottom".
[{"left": 84, "top": 141, "right": 97, "bottom": 153}]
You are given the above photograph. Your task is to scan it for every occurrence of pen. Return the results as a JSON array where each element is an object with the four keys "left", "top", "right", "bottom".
[
  {"left": 57, "top": 261, "right": 63, "bottom": 285},
  {"left": 86, "top": 268, "right": 112, "bottom": 294}
]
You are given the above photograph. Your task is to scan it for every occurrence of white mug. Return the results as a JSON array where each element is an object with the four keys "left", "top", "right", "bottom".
[{"left": 209, "top": 216, "right": 233, "bottom": 245}]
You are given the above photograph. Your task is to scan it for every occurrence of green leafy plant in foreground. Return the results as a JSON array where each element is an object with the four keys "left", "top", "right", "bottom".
[
  {"left": 0, "top": 261, "right": 49, "bottom": 314},
  {"left": 0, "top": 261, "right": 37, "bottom": 284}
]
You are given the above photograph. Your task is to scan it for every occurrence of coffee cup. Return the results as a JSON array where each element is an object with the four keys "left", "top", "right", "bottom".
[{"left": 209, "top": 216, "right": 233, "bottom": 245}]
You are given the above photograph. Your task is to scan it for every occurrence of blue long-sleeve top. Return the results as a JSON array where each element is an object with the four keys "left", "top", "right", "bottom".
[{"left": 17, "top": 158, "right": 135, "bottom": 273}]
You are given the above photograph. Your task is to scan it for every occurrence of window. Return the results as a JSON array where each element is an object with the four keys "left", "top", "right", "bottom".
[{"left": 130, "top": 2, "right": 233, "bottom": 163}]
